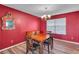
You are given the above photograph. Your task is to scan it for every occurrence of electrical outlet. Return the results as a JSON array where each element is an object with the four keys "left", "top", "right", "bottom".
[{"left": 11, "top": 40, "right": 13, "bottom": 44}]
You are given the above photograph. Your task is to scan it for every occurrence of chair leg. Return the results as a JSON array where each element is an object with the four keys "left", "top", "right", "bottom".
[
  {"left": 26, "top": 49, "right": 28, "bottom": 54},
  {"left": 31, "top": 49, "right": 35, "bottom": 54},
  {"left": 26, "top": 39, "right": 29, "bottom": 54},
  {"left": 48, "top": 44, "right": 50, "bottom": 54},
  {"left": 44, "top": 44, "right": 46, "bottom": 48}
]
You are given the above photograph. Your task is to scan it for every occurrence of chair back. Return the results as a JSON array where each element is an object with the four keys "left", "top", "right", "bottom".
[{"left": 26, "top": 31, "right": 40, "bottom": 39}]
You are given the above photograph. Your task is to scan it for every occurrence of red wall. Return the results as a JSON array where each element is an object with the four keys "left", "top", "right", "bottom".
[
  {"left": 41, "top": 11, "right": 79, "bottom": 43},
  {"left": 0, "top": 5, "right": 40, "bottom": 50},
  {"left": 40, "top": 20, "right": 46, "bottom": 33},
  {"left": 0, "top": 18, "right": 1, "bottom": 49}
]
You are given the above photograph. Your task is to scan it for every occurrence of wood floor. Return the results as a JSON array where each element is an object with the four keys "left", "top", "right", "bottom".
[{"left": 0, "top": 39, "right": 79, "bottom": 54}]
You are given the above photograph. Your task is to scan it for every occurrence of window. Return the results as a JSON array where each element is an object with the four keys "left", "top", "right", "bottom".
[
  {"left": 47, "top": 18, "right": 66, "bottom": 34},
  {"left": 47, "top": 20, "right": 55, "bottom": 33}
]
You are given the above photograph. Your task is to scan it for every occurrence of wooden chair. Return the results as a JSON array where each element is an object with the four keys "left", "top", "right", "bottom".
[
  {"left": 26, "top": 31, "right": 40, "bottom": 54},
  {"left": 44, "top": 36, "right": 53, "bottom": 53}
]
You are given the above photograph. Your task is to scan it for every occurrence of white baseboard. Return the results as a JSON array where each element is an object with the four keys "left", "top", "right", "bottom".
[
  {"left": 0, "top": 41, "right": 25, "bottom": 52},
  {"left": 54, "top": 38, "right": 79, "bottom": 45}
]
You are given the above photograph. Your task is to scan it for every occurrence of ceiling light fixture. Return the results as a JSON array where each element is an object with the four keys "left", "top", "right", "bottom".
[{"left": 41, "top": 7, "right": 51, "bottom": 20}]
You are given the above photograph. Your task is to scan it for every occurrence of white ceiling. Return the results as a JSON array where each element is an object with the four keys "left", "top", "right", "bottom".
[{"left": 5, "top": 4, "right": 79, "bottom": 17}]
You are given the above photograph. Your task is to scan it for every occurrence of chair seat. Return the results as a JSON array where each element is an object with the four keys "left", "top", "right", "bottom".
[
  {"left": 33, "top": 43, "right": 40, "bottom": 48},
  {"left": 32, "top": 42, "right": 40, "bottom": 50}
]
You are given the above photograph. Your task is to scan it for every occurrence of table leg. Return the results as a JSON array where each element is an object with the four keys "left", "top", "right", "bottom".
[
  {"left": 51, "top": 37, "right": 53, "bottom": 50},
  {"left": 39, "top": 42, "right": 43, "bottom": 54}
]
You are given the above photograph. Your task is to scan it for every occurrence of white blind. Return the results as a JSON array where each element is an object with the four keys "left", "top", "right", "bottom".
[{"left": 47, "top": 18, "right": 66, "bottom": 34}]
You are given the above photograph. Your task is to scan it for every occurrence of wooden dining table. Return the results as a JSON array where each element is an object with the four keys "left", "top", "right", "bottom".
[{"left": 26, "top": 33, "right": 50, "bottom": 54}]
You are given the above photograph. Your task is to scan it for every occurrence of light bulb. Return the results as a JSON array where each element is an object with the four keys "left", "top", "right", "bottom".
[
  {"left": 48, "top": 15, "right": 51, "bottom": 18},
  {"left": 41, "top": 15, "right": 51, "bottom": 20}
]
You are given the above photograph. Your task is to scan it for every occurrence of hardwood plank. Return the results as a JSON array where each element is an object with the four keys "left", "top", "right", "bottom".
[{"left": 1, "top": 39, "right": 79, "bottom": 54}]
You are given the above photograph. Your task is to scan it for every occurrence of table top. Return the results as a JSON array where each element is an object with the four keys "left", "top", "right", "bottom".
[{"left": 31, "top": 33, "right": 50, "bottom": 42}]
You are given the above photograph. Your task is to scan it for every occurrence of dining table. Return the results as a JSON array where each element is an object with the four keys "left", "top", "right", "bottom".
[{"left": 26, "top": 33, "right": 50, "bottom": 54}]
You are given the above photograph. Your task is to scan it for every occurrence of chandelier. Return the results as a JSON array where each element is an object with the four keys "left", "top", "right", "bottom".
[
  {"left": 41, "top": 7, "right": 51, "bottom": 20},
  {"left": 41, "top": 14, "right": 51, "bottom": 20}
]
